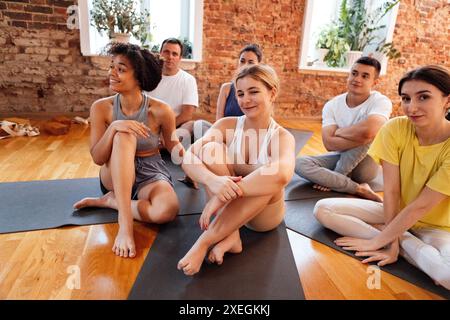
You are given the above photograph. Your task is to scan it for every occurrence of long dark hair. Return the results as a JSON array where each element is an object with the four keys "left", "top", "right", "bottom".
[{"left": 398, "top": 65, "right": 450, "bottom": 120}]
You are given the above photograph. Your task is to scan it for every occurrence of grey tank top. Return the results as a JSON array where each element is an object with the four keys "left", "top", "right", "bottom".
[{"left": 113, "top": 93, "right": 160, "bottom": 152}]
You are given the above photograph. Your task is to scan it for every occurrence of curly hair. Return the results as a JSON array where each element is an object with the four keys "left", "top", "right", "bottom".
[{"left": 106, "top": 42, "right": 162, "bottom": 91}]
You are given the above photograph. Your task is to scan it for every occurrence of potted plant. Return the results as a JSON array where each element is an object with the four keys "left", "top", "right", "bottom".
[
  {"left": 337, "top": 0, "right": 400, "bottom": 67},
  {"left": 315, "top": 25, "right": 333, "bottom": 66},
  {"left": 90, "top": 0, "right": 151, "bottom": 43},
  {"left": 315, "top": 24, "right": 350, "bottom": 68}
]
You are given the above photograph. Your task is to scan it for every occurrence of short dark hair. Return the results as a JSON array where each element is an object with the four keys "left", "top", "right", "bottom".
[
  {"left": 398, "top": 65, "right": 450, "bottom": 120},
  {"left": 160, "top": 38, "right": 183, "bottom": 55},
  {"left": 239, "top": 44, "right": 263, "bottom": 63},
  {"left": 354, "top": 56, "right": 382, "bottom": 77},
  {"left": 106, "top": 42, "right": 162, "bottom": 91}
]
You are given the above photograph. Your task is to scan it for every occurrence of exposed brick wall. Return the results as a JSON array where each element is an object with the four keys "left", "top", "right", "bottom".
[
  {"left": 0, "top": 0, "right": 109, "bottom": 113},
  {"left": 0, "top": 0, "right": 449, "bottom": 118}
]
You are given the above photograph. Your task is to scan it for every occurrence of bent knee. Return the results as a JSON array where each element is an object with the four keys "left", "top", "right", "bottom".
[
  {"left": 153, "top": 202, "right": 179, "bottom": 224},
  {"left": 295, "top": 156, "right": 314, "bottom": 176},
  {"left": 313, "top": 199, "right": 334, "bottom": 225},
  {"left": 113, "top": 131, "right": 137, "bottom": 145}
]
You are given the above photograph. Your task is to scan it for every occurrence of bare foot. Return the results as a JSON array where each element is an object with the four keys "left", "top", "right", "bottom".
[
  {"left": 73, "top": 191, "right": 117, "bottom": 210},
  {"left": 355, "top": 183, "right": 383, "bottom": 202},
  {"left": 313, "top": 184, "right": 331, "bottom": 192},
  {"left": 177, "top": 241, "right": 209, "bottom": 276},
  {"left": 112, "top": 226, "right": 136, "bottom": 258},
  {"left": 208, "top": 235, "right": 242, "bottom": 265}
]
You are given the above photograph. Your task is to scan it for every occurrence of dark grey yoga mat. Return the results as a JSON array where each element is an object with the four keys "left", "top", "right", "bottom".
[
  {"left": 284, "top": 198, "right": 450, "bottom": 299},
  {"left": 0, "top": 176, "right": 207, "bottom": 234},
  {"left": 128, "top": 214, "right": 304, "bottom": 300},
  {"left": 0, "top": 178, "right": 118, "bottom": 234},
  {"left": 285, "top": 128, "right": 313, "bottom": 156}
]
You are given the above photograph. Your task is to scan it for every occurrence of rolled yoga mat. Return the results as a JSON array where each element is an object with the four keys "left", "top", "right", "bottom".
[
  {"left": 128, "top": 214, "right": 305, "bottom": 300},
  {"left": 284, "top": 198, "right": 450, "bottom": 299}
]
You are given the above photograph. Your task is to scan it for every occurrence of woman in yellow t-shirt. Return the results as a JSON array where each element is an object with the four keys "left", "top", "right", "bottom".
[{"left": 314, "top": 65, "right": 450, "bottom": 290}]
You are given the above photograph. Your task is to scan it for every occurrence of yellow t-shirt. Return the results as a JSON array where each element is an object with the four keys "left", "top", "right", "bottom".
[{"left": 368, "top": 116, "right": 450, "bottom": 232}]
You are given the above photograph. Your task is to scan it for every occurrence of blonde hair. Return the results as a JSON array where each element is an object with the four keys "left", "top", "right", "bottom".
[{"left": 234, "top": 64, "right": 280, "bottom": 99}]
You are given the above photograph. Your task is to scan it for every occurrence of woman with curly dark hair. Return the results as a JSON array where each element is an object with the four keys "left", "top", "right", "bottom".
[{"left": 74, "top": 43, "right": 184, "bottom": 259}]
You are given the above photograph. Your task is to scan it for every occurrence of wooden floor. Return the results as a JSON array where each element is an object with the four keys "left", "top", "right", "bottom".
[{"left": 0, "top": 116, "right": 444, "bottom": 300}]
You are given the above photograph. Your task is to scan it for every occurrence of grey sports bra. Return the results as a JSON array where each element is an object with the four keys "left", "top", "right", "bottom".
[{"left": 112, "top": 93, "right": 160, "bottom": 152}]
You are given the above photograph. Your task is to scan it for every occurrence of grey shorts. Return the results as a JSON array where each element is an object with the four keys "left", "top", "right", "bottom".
[{"left": 100, "top": 153, "right": 174, "bottom": 200}]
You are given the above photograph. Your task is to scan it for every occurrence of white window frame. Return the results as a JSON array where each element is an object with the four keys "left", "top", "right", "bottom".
[
  {"left": 77, "top": 0, "right": 203, "bottom": 62},
  {"left": 299, "top": 0, "right": 400, "bottom": 75}
]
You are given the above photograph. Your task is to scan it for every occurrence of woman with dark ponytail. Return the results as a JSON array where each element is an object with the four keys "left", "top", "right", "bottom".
[
  {"left": 314, "top": 65, "right": 450, "bottom": 290},
  {"left": 74, "top": 43, "right": 184, "bottom": 259}
]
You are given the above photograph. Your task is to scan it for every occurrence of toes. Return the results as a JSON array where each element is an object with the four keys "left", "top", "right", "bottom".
[
  {"left": 177, "top": 260, "right": 186, "bottom": 270},
  {"left": 208, "top": 252, "right": 215, "bottom": 264},
  {"left": 129, "top": 249, "right": 136, "bottom": 258},
  {"left": 216, "top": 257, "right": 223, "bottom": 265},
  {"left": 183, "top": 267, "right": 192, "bottom": 275}
]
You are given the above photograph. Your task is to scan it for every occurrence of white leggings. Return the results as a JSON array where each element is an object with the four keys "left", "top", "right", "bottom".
[{"left": 314, "top": 198, "right": 450, "bottom": 290}]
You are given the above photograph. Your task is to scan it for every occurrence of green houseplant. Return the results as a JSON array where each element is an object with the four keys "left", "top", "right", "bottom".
[
  {"left": 338, "top": 0, "right": 400, "bottom": 52},
  {"left": 316, "top": 24, "right": 350, "bottom": 68},
  {"left": 338, "top": 0, "right": 400, "bottom": 66},
  {"left": 90, "top": 0, "right": 151, "bottom": 42}
]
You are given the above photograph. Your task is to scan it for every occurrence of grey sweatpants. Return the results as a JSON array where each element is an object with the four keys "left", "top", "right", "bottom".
[{"left": 295, "top": 144, "right": 379, "bottom": 194}]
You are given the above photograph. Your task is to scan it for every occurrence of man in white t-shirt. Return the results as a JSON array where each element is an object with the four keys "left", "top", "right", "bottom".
[
  {"left": 147, "top": 38, "right": 198, "bottom": 145},
  {"left": 295, "top": 57, "right": 392, "bottom": 201}
]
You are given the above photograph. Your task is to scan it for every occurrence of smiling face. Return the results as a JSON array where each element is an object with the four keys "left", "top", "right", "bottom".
[
  {"left": 347, "top": 63, "right": 379, "bottom": 96},
  {"left": 238, "top": 50, "right": 259, "bottom": 69},
  {"left": 235, "top": 76, "right": 276, "bottom": 119},
  {"left": 108, "top": 54, "right": 139, "bottom": 93},
  {"left": 400, "top": 79, "right": 450, "bottom": 128}
]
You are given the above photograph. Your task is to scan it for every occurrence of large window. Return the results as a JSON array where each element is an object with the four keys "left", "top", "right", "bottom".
[
  {"left": 78, "top": 0, "right": 203, "bottom": 61},
  {"left": 299, "top": 0, "right": 400, "bottom": 75}
]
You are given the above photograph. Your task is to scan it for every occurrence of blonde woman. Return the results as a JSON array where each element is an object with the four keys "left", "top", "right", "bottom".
[{"left": 178, "top": 64, "right": 295, "bottom": 275}]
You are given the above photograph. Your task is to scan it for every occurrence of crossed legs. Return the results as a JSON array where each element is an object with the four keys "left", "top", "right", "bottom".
[
  {"left": 74, "top": 132, "right": 179, "bottom": 258},
  {"left": 177, "top": 141, "right": 284, "bottom": 275},
  {"left": 314, "top": 198, "right": 450, "bottom": 289}
]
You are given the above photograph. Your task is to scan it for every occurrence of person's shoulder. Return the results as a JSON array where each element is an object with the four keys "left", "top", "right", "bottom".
[
  {"left": 91, "top": 96, "right": 114, "bottom": 112},
  {"left": 220, "top": 82, "right": 232, "bottom": 90},
  {"left": 213, "top": 116, "right": 238, "bottom": 130},
  {"left": 147, "top": 95, "right": 172, "bottom": 115},
  {"left": 179, "top": 69, "right": 196, "bottom": 81},
  {"left": 324, "top": 92, "right": 346, "bottom": 109},
  {"left": 370, "top": 91, "right": 392, "bottom": 103},
  {"left": 277, "top": 126, "right": 296, "bottom": 144},
  {"left": 219, "top": 82, "right": 232, "bottom": 94},
  {"left": 384, "top": 116, "right": 411, "bottom": 135}
]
